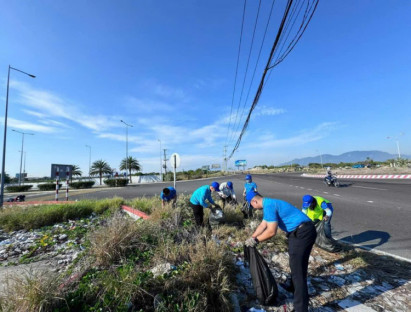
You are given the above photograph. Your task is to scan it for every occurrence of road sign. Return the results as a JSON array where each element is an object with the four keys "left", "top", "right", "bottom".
[
  {"left": 169, "top": 153, "right": 181, "bottom": 168},
  {"left": 235, "top": 160, "right": 247, "bottom": 167},
  {"left": 51, "top": 164, "right": 72, "bottom": 179}
]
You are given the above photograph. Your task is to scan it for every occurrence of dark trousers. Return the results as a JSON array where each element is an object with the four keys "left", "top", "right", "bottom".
[
  {"left": 190, "top": 203, "right": 204, "bottom": 226},
  {"left": 221, "top": 195, "right": 232, "bottom": 208},
  {"left": 288, "top": 222, "right": 317, "bottom": 312}
]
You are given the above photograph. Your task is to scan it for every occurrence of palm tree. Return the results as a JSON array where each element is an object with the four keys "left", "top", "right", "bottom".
[
  {"left": 119, "top": 156, "right": 141, "bottom": 183},
  {"left": 70, "top": 165, "right": 82, "bottom": 183},
  {"left": 90, "top": 160, "right": 112, "bottom": 185}
]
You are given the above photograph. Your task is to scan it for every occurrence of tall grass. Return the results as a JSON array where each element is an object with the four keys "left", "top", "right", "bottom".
[
  {"left": 0, "top": 198, "right": 123, "bottom": 232},
  {"left": 0, "top": 269, "right": 64, "bottom": 312}
]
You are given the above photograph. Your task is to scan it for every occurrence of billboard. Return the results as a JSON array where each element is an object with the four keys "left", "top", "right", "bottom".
[
  {"left": 202, "top": 165, "right": 210, "bottom": 171},
  {"left": 235, "top": 160, "right": 247, "bottom": 167},
  {"left": 51, "top": 164, "right": 73, "bottom": 179},
  {"left": 211, "top": 164, "right": 221, "bottom": 169}
]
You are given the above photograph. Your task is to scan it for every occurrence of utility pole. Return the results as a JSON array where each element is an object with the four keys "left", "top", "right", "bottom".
[
  {"left": 163, "top": 149, "right": 168, "bottom": 176},
  {"left": 223, "top": 145, "right": 228, "bottom": 172}
]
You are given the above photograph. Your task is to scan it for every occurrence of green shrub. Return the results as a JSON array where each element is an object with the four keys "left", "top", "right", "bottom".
[
  {"left": 38, "top": 183, "right": 62, "bottom": 191},
  {"left": 0, "top": 198, "right": 123, "bottom": 231},
  {"left": 70, "top": 181, "right": 95, "bottom": 189},
  {"left": 104, "top": 178, "right": 128, "bottom": 187},
  {"left": 5, "top": 185, "right": 33, "bottom": 192}
]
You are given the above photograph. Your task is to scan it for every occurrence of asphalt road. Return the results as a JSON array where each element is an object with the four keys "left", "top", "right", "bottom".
[{"left": 25, "top": 173, "right": 411, "bottom": 260}]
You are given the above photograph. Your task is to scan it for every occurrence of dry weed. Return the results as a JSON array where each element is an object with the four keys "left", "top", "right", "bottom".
[{"left": 0, "top": 268, "right": 64, "bottom": 312}]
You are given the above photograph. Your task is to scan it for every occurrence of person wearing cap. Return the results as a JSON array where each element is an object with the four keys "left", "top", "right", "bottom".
[
  {"left": 302, "top": 195, "right": 334, "bottom": 239},
  {"left": 244, "top": 191, "right": 317, "bottom": 312},
  {"left": 243, "top": 174, "right": 258, "bottom": 197},
  {"left": 218, "top": 181, "right": 237, "bottom": 208},
  {"left": 189, "top": 182, "right": 220, "bottom": 226},
  {"left": 160, "top": 186, "right": 177, "bottom": 209}
]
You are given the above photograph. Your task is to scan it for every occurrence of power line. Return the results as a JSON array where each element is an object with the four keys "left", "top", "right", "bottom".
[
  {"left": 225, "top": 0, "right": 247, "bottom": 146},
  {"left": 228, "top": 0, "right": 262, "bottom": 146},
  {"left": 229, "top": 0, "right": 277, "bottom": 147},
  {"left": 227, "top": 0, "right": 319, "bottom": 159}
]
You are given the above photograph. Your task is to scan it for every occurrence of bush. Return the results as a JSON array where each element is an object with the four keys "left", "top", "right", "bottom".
[
  {"left": 70, "top": 181, "right": 95, "bottom": 189},
  {"left": 104, "top": 178, "right": 128, "bottom": 187},
  {"left": 5, "top": 185, "right": 33, "bottom": 192},
  {"left": 0, "top": 198, "right": 123, "bottom": 231},
  {"left": 38, "top": 183, "right": 62, "bottom": 191}
]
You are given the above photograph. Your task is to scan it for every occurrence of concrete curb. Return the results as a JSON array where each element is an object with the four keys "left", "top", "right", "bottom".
[
  {"left": 121, "top": 205, "right": 150, "bottom": 220},
  {"left": 301, "top": 173, "right": 411, "bottom": 179}
]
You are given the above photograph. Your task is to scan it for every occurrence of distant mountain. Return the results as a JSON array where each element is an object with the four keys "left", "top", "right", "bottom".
[{"left": 280, "top": 151, "right": 409, "bottom": 166}]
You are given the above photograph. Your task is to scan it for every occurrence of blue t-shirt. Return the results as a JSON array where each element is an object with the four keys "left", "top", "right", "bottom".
[
  {"left": 244, "top": 182, "right": 257, "bottom": 194},
  {"left": 190, "top": 185, "right": 215, "bottom": 208},
  {"left": 160, "top": 187, "right": 176, "bottom": 201},
  {"left": 263, "top": 198, "right": 311, "bottom": 233}
]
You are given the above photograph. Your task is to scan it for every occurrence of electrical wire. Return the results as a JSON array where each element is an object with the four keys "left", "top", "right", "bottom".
[
  {"left": 228, "top": 0, "right": 319, "bottom": 159},
  {"left": 225, "top": 0, "right": 247, "bottom": 146},
  {"left": 229, "top": 0, "right": 277, "bottom": 147},
  {"left": 228, "top": 0, "right": 262, "bottom": 146}
]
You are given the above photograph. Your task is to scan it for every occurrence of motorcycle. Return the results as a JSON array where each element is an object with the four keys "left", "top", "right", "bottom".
[
  {"left": 6, "top": 194, "right": 26, "bottom": 202},
  {"left": 324, "top": 175, "right": 340, "bottom": 187}
]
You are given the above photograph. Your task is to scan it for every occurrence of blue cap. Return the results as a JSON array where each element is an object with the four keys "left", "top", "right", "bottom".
[
  {"left": 211, "top": 182, "right": 220, "bottom": 191},
  {"left": 246, "top": 190, "right": 259, "bottom": 204},
  {"left": 227, "top": 181, "right": 233, "bottom": 189},
  {"left": 245, "top": 174, "right": 252, "bottom": 181},
  {"left": 302, "top": 195, "right": 314, "bottom": 208}
]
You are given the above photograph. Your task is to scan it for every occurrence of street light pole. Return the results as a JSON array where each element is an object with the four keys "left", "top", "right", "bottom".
[
  {"left": 158, "top": 139, "right": 163, "bottom": 181},
  {"left": 12, "top": 130, "right": 34, "bottom": 185},
  {"left": 1, "top": 66, "right": 36, "bottom": 206},
  {"left": 387, "top": 133, "right": 404, "bottom": 160},
  {"left": 85, "top": 145, "right": 91, "bottom": 179},
  {"left": 120, "top": 120, "right": 133, "bottom": 182}
]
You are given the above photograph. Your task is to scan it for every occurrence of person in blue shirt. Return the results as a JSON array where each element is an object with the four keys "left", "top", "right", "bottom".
[
  {"left": 244, "top": 191, "right": 317, "bottom": 312},
  {"left": 189, "top": 182, "right": 220, "bottom": 226},
  {"left": 243, "top": 174, "right": 258, "bottom": 196},
  {"left": 160, "top": 187, "right": 177, "bottom": 209}
]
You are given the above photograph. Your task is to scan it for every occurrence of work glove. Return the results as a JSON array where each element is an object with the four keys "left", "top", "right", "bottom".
[{"left": 245, "top": 237, "right": 259, "bottom": 247}]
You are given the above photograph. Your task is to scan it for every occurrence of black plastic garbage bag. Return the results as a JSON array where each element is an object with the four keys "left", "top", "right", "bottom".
[
  {"left": 244, "top": 246, "right": 278, "bottom": 306},
  {"left": 209, "top": 207, "right": 225, "bottom": 228},
  {"left": 241, "top": 202, "right": 253, "bottom": 219},
  {"left": 315, "top": 220, "right": 342, "bottom": 252}
]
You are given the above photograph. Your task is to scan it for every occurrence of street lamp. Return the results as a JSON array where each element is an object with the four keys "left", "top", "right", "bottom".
[
  {"left": 12, "top": 130, "right": 34, "bottom": 185},
  {"left": 1, "top": 65, "right": 36, "bottom": 207},
  {"left": 316, "top": 149, "right": 323, "bottom": 168},
  {"left": 120, "top": 120, "right": 133, "bottom": 182},
  {"left": 85, "top": 145, "right": 91, "bottom": 179},
  {"left": 387, "top": 133, "right": 404, "bottom": 159},
  {"left": 158, "top": 139, "right": 163, "bottom": 181}
]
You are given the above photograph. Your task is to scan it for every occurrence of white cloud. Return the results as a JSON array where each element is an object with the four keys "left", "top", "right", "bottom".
[
  {"left": 7, "top": 117, "right": 58, "bottom": 133},
  {"left": 10, "top": 80, "right": 120, "bottom": 132},
  {"left": 243, "top": 122, "right": 340, "bottom": 150},
  {"left": 253, "top": 106, "right": 286, "bottom": 117}
]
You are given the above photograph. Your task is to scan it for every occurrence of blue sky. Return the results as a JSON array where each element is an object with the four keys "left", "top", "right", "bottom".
[{"left": 1, "top": 0, "right": 410, "bottom": 177}]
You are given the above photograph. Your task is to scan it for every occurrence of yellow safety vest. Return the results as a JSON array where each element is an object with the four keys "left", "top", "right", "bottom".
[{"left": 306, "top": 196, "right": 330, "bottom": 221}]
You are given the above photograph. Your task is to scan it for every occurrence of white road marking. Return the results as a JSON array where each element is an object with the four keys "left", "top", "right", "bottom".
[
  {"left": 367, "top": 200, "right": 374, "bottom": 203},
  {"left": 307, "top": 189, "right": 312, "bottom": 191},
  {"left": 323, "top": 192, "right": 329, "bottom": 194},
  {"left": 333, "top": 194, "right": 340, "bottom": 196},
  {"left": 300, "top": 187, "right": 305, "bottom": 189},
  {"left": 353, "top": 185, "right": 387, "bottom": 191}
]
